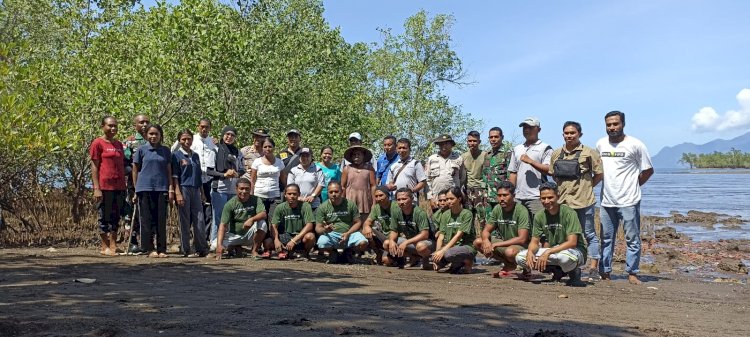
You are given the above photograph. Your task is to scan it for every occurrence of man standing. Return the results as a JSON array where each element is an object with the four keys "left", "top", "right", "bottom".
[
  {"left": 385, "top": 138, "right": 426, "bottom": 199},
  {"left": 123, "top": 114, "right": 150, "bottom": 253},
  {"left": 596, "top": 111, "right": 654, "bottom": 285},
  {"left": 241, "top": 128, "right": 269, "bottom": 179},
  {"left": 376, "top": 135, "right": 399, "bottom": 186},
  {"left": 482, "top": 127, "right": 512, "bottom": 214},
  {"left": 425, "top": 134, "right": 464, "bottom": 211},
  {"left": 508, "top": 117, "right": 552, "bottom": 219},
  {"left": 461, "top": 130, "right": 487, "bottom": 233},
  {"left": 279, "top": 129, "right": 302, "bottom": 173},
  {"left": 549, "top": 121, "right": 603, "bottom": 282}
]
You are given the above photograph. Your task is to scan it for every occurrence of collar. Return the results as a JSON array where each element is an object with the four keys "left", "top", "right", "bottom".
[
  {"left": 398, "top": 156, "right": 413, "bottom": 163},
  {"left": 135, "top": 133, "right": 145, "bottom": 141},
  {"left": 563, "top": 143, "right": 584, "bottom": 154},
  {"left": 524, "top": 139, "right": 543, "bottom": 147},
  {"left": 178, "top": 147, "right": 192, "bottom": 156}
]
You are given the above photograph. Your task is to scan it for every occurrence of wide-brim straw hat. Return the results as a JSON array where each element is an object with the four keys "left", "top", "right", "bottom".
[{"left": 343, "top": 145, "right": 373, "bottom": 163}]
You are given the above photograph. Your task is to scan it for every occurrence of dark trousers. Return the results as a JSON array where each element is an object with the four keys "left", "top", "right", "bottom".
[
  {"left": 97, "top": 190, "right": 125, "bottom": 233},
  {"left": 137, "top": 191, "right": 168, "bottom": 253},
  {"left": 125, "top": 188, "right": 140, "bottom": 245},
  {"left": 202, "top": 182, "right": 213, "bottom": 241}
]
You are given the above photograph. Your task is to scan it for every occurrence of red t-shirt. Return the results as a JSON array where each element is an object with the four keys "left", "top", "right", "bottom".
[{"left": 89, "top": 138, "right": 127, "bottom": 190}]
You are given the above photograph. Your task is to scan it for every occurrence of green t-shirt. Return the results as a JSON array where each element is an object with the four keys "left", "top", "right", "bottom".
[
  {"left": 316, "top": 199, "right": 359, "bottom": 233},
  {"left": 487, "top": 203, "right": 530, "bottom": 245},
  {"left": 272, "top": 201, "right": 314, "bottom": 234},
  {"left": 532, "top": 204, "right": 587, "bottom": 257},
  {"left": 432, "top": 209, "right": 443, "bottom": 224},
  {"left": 391, "top": 206, "right": 431, "bottom": 239},
  {"left": 368, "top": 202, "right": 396, "bottom": 233},
  {"left": 437, "top": 208, "right": 476, "bottom": 253},
  {"left": 221, "top": 195, "right": 266, "bottom": 236}
]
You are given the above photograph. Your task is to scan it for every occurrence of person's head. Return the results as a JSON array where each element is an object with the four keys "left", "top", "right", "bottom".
[
  {"left": 177, "top": 128, "right": 193, "bottom": 150},
  {"left": 100, "top": 116, "right": 118, "bottom": 139},
  {"left": 236, "top": 178, "right": 252, "bottom": 201},
  {"left": 605, "top": 110, "right": 625, "bottom": 138},
  {"left": 488, "top": 127, "right": 504, "bottom": 150},
  {"left": 144, "top": 124, "right": 163, "bottom": 145},
  {"left": 299, "top": 148, "right": 312, "bottom": 166},
  {"left": 286, "top": 129, "right": 301, "bottom": 149},
  {"left": 395, "top": 188, "right": 414, "bottom": 211},
  {"left": 437, "top": 190, "right": 449, "bottom": 210},
  {"left": 495, "top": 181, "right": 516, "bottom": 211},
  {"left": 562, "top": 121, "right": 582, "bottom": 148},
  {"left": 320, "top": 146, "right": 334, "bottom": 164},
  {"left": 197, "top": 118, "right": 211, "bottom": 138},
  {"left": 445, "top": 186, "right": 464, "bottom": 212},
  {"left": 327, "top": 181, "right": 343, "bottom": 204},
  {"left": 284, "top": 183, "right": 301, "bottom": 206},
  {"left": 382, "top": 135, "right": 396, "bottom": 155},
  {"left": 374, "top": 186, "right": 390, "bottom": 207},
  {"left": 434, "top": 135, "right": 455, "bottom": 156},
  {"left": 133, "top": 114, "right": 150, "bottom": 135},
  {"left": 262, "top": 138, "right": 276, "bottom": 157},
  {"left": 467, "top": 130, "right": 481, "bottom": 151},
  {"left": 221, "top": 126, "right": 237, "bottom": 145},
  {"left": 396, "top": 138, "right": 411, "bottom": 160},
  {"left": 348, "top": 132, "right": 362, "bottom": 146},
  {"left": 350, "top": 148, "right": 365, "bottom": 165},
  {"left": 519, "top": 117, "right": 541, "bottom": 143},
  {"left": 539, "top": 181, "right": 560, "bottom": 213}
]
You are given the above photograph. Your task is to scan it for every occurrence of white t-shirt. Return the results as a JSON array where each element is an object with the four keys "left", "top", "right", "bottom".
[
  {"left": 251, "top": 157, "right": 285, "bottom": 199},
  {"left": 508, "top": 140, "right": 553, "bottom": 200},
  {"left": 596, "top": 136, "right": 653, "bottom": 207}
]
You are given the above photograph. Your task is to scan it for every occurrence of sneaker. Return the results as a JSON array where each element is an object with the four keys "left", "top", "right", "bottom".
[
  {"left": 566, "top": 267, "right": 585, "bottom": 286},
  {"left": 584, "top": 267, "right": 601, "bottom": 282},
  {"left": 128, "top": 244, "right": 143, "bottom": 255},
  {"left": 549, "top": 266, "right": 566, "bottom": 282},
  {"left": 396, "top": 257, "right": 406, "bottom": 269}
]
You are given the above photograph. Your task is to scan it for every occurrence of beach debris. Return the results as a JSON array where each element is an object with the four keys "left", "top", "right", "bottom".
[
  {"left": 74, "top": 278, "right": 97, "bottom": 284},
  {"left": 334, "top": 326, "right": 347, "bottom": 335},
  {"left": 647, "top": 286, "right": 658, "bottom": 290},
  {"left": 557, "top": 294, "right": 569, "bottom": 299},
  {"left": 717, "top": 258, "right": 748, "bottom": 274},
  {"left": 46, "top": 247, "right": 58, "bottom": 252}
]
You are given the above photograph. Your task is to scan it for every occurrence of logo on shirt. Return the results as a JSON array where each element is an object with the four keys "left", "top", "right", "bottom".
[
  {"left": 601, "top": 151, "right": 625, "bottom": 158},
  {"left": 234, "top": 206, "right": 255, "bottom": 215},
  {"left": 445, "top": 221, "right": 462, "bottom": 228},
  {"left": 284, "top": 214, "right": 301, "bottom": 221},
  {"left": 548, "top": 223, "right": 562, "bottom": 230}
]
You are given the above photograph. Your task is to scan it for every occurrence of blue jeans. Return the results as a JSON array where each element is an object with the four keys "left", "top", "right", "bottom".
[
  {"left": 210, "top": 190, "right": 234, "bottom": 242},
  {"left": 576, "top": 205, "right": 600, "bottom": 260},
  {"left": 599, "top": 202, "right": 641, "bottom": 274}
]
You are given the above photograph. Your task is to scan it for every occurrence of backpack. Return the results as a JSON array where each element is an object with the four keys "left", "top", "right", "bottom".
[{"left": 553, "top": 150, "right": 582, "bottom": 180}]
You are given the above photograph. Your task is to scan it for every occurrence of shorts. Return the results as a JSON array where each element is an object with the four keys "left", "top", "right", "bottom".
[
  {"left": 491, "top": 244, "right": 525, "bottom": 262},
  {"left": 279, "top": 232, "right": 305, "bottom": 251},
  {"left": 316, "top": 231, "right": 368, "bottom": 249},
  {"left": 211, "top": 220, "right": 267, "bottom": 250},
  {"left": 395, "top": 237, "right": 435, "bottom": 254}
]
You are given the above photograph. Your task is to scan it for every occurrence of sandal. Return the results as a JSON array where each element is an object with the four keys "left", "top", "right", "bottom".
[
  {"left": 148, "top": 251, "right": 159, "bottom": 258},
  {"left": 277, "top": 251, "right": 288, "bottom": 260},
  {"left": 158, "top": 253, "right": 168, "bottom": 258},
  {"left": 492, "top": 270, "right": 514, "bottom": 278},
  {"left": 261, "top": 251, "right": 271, "bottom": 259}
]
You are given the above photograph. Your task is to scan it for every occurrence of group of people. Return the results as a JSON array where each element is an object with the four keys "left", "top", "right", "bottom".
[{"left": 89, "top": 110, "right": 653, "bottom": 286}]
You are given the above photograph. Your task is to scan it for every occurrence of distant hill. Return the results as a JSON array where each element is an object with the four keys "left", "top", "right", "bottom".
[{"left": 652, "top": 131, "right": 750, "bottom": 168}]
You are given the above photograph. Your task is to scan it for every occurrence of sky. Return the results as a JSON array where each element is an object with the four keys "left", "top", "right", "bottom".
[{"left": 142, "top": 0, "right": 750, "bottom": 154}]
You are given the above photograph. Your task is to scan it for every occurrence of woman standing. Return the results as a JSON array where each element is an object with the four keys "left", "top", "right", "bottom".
[
  {"left": 172, "top": 129, "right": 208, "bottom": 257},
  {"left": 315, "top": 146, "right": 340, "bottom": 202},
  {"left": 207, "top": 126, "right": 245, "bottom": 248},
  {"left": 90, "top": 116, "right": 127, "bottom": 256},
  {"left": 432, "top": 186, "right": 477, "bottom": 274},
  {"left": 341, "top": 146, "right": 376, "bottom": 222},
  {"left": 287, "top": 148, "right": 324, "bottom": 210},
  {"left": 132, "top": 124, "right": 175, "bottom": 258},
  {"left": 251, "top": 137, "right": 286, "bottom": 257}
]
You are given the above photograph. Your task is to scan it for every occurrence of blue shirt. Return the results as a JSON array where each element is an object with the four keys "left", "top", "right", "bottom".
[
  {"left": 376, "top": 152, "right": 398, "bottom": 186},
  {"left": 133, "top": 143, "right": 171, "bottom": 192},
  {"left": 171, "top": 148, "right": 202, "bottom": 188}
]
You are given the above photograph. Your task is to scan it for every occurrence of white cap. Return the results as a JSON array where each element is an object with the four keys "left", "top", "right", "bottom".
[
  {"left": 519, "top": 117, "right": 541, "bottom": 127},
  {"left": 348, "top": 132, "right": 362, "bottom": 140}
]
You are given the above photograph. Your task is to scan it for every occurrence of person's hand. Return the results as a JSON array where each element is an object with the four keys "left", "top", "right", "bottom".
[
  {"left": 339, "top": 233, "right": 350, "bottom": 245},
  {"left": 388, "top": 242, "right": 398, "bottom": 257},
  {"left": 397, "top": 242, "right": 408, "bottom": 257},
  {"left": 432, "top": 249, "right": 446, "bottom": 265},
  {"left": 526, "top": 250, "right": 536, "bottom": 270},
  {"left": 224, "top": 169, "right": 236, "bottom": 178},
  {"left": 285, "top": 239, "right": 297, "bottom": 251},
  {"left": 176, "top": 194, "right": 184, "bottom": 206},
  {"left": 481, "top": 239, "right": 493, "bottom": 256},
  {"left": 215, "top": 246, "right": 223, "bottom": 261},
  {"left": 93, "top": 189, "right": 103, "bottom": 203},
  {"left": 243, "top": 220, "right": 253, "bottom": 229},
  {"left": 386, "top": 183, "right": 397, "bottom": 191},
  {"left": 132, "top": 194, "right": 138, "bottom": 203},
  {"left": 324, "top": 224, "right": 334, "bottom": 233},
  {"left": 536, "top": 250, "right": 551, "bottom": 272},
  {"left": 362, "top": 226, "right": 373, "bottom": 239},
  {"left": 520, "top": 154, "right": 534, "bottom": 165},
  {"left": 168, "top": 191, "right": 175, "bottom": 203}
]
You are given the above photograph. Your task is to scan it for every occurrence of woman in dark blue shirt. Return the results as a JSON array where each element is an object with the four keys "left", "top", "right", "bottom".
[{"left": 172, "top": 129, "right": 208, "bottom": 257}]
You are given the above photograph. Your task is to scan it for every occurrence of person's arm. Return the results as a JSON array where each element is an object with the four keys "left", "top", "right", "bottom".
[
  {"left": 131, "top": 162, "right": 140, "bottom": 202},
  {"left": 361, "top": 217, "right": 374, "bottom": 239},
  {"left": 509, "top": 172, "right": 517, "bottom": 187},
  {"left": 508, "top": 149, "right": 518, "bottom": 186},
  {"left": 340, "top": 167, "right": 348, "bottom": 198},
  {"left": 171, "top": 154, "right": 183, "bottom": 206},
  {"left": 520, "top": 155, "right": 550, "bottom": 175},
  {"left": 435, "top": 232, "right": 445, "bottom": 251},
  {"left": 400, "top": 229, "right": 428, "bottom": 249},
  {"left": 90, "top": 157, "right": 102, "bottom": 202},
  {"left": 215, "top": 222, "right": 227, "bottom": 260},
  {"left": 387, "top": 229, "right": 399, "bottom": 257},
  {"left": 492, "top": 228, "right": 529, "bottom": 248},
  {"left": 639, "top": 168, "right": 654, "bottom": 186},
  {"left": 167, "top": 153, "right": 176, "bottom": 203},
  {"left": 368, "top": 167, "right": 376, "bottom": 194},
  {"left": 412, "top": 180, "right": 426, "bottom": 194},
  {"left": 424, "top": 159, "right": 434, "bottom": 201},
  {"left": 250, "top": 168, "right": 258, "bottom": 195}
]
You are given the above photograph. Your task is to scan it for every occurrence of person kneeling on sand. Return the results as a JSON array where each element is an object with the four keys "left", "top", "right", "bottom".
[
  {"left": 215, "top": 178, "right": 267, "bottom": 260},
  {"left": 265, "top": 184, "right": 316, "bottom": 260},
  {"left": 432, "top": 187, "right": 477, "bottom": 274},
  {"left": 315, "top": 181, "right": 369, "bottom": 264},
  {"left": 382, "top": 188, "right": 434, "bottom": 268},
  {"left": 473, "top": 181, "right": 530, "bottom": 278},
  {"left": 516, "top": 182, "right": 587, "bottom": 285}
]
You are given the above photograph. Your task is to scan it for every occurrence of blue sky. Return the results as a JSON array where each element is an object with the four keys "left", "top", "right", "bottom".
[{"left": 143, "top": 0, "right": 750, "bottom": 154}]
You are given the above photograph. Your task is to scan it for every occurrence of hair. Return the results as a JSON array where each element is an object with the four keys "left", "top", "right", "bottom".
[
  {"left": 396, "top": 138, "right": 412, "bottom": 148},
  {"left": 285, "top": 183, "right": 300, "bottom": 193},
  {"left": 383, "top": 135, "right": 396, "bottom": 143},
  {"left": 198, "top": 118, "right": 211, "bottom": 126},
  {"left": 447, "top": 186, "right": 464, "bottom": 203},
  {"left": 100, "top": 115, "right": 116, "bottom": 126},
  {"left": 489, "top": 127, "right": 503, "bottom": 136},
  {"left": 467, "top": 130, "right": 481, "bottom": 138},
  {"left": 605, "top": 110, "right": 625, "bottom": 125},
  {"left": 144, "top": 124, "right": 163, "bottom": 140},
  {"left": 395, "top": 187, "right": 413, "bottom": 199},
  {"left": 539, "top": 181, "right": 559, "bottom": 194},
  {"left": 327, "top": 180, "right": 342, "bottom": 189},
  {"left": 263, "top": 137, "right": 276, "bottom": 147},
  {"left": 437, "top": 189, "right": 450, "bottom": 197},
  {"left": 496, "top": 181, "right": 516, "bottom": 194},
  {"left": 176, "top": 128, "right": 193, "bottom": 141},
  {"left": 237, "top": 177, "right": 252, "bottom": 187},
  {"left": 563, "top": 121, "right": 582, "bottom": 133},
  {"left": 320, "top": 146, "right": 334, "bottom": 154}
]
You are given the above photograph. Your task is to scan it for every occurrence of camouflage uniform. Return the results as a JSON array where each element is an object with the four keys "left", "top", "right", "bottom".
[
  {"left": 123, "top": 133, "right": 147, "bottom": 247},
  {"left": 482, "top": 148, "right": 512, "bottom": 206}
]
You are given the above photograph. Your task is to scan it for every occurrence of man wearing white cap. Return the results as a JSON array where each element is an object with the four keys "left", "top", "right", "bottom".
[
  {"left": 342, "top": 132, "right": 376, "bottom": 168},
  {"left": 508, "top": 117, "right": 553, "bottom": 219}
]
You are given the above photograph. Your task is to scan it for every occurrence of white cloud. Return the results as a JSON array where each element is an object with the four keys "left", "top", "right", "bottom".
[{"left": 691, "top": 88, "right": 750, "bottom": 132}]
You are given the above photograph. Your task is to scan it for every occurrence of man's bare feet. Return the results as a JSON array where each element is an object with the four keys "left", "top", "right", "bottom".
[{"left": 628, "top": 274, "right": 642, "bottom": 285}]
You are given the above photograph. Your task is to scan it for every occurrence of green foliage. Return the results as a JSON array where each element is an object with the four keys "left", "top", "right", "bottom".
[{"left": 680, "top": 149, "right": 750, "bottom": 169}]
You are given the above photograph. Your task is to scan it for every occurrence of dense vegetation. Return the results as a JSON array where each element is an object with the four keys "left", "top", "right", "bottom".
[
  {"left": 0, "top": 0, "right": 481, "bottom": 243},
  {"left": 679, "top": 149, "right": 750, "bottom": 169}
]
